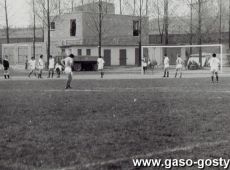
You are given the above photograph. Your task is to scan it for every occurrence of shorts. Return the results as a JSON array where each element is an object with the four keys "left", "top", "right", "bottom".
[
  {"left": 98, "top": 66, "right": 104, "bottom": 70},
  {"left": 65, "top": 67, "right": 72, "bottom": 74},
  {"left": 4, "top": 67, "right": 9, "bottom": 71},
  {"left": 211, "top": 68, "right": 218, "bottom": 73},
  {"left": 176, "top": 64, "right": 182, "bottom": 69}
]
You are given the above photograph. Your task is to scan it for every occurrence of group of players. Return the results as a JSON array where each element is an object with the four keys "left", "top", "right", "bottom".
[
  {"left": 162, "top": 53, "right": 220, "bottom": 83},
  {"left": 1, "top": 52, "right": 220, "bottom": 89},
  {"left": 1, "top": 53, "right": 105, "bottom": 89}
]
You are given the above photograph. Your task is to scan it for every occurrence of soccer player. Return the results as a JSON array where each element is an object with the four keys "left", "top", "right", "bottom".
[
  {"left": 28, "top": 57, "right": 36, "bottom": 78},
  {"left": 97, "top": 56, "right": 105, "bottom": 78},
  {"left": 163, "top": 54, "right": 170, "bottom": 77},
  {"left": 55, "top": 61, "right": 62, "bottom": 78},
  {"left": 209, "top": 53, "right": 220, "bottom": 83},
  {"left": 48, "top": 55, "right": 55, "bottom": 78},
  {"left": 175, "top": 54, "right": 183, "bottom": 78},
  {"left": 37, "top": 55, "right": 44, "bottom": 79},
  {"left": 3, "top": 55, "right": 10, "bottom": 79},
  {"left": 62, "top": 54, "right": 74, "bottom": 89},
  {"left": 142, "top": 58, "right": 148, "bottom": 75}
]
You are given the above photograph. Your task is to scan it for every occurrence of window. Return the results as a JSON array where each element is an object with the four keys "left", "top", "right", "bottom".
[
  {"left": 78, "top": 49, "right": 82, "bottom": 56},
  {"left": 51, "top": 22, "right": 55, "bottom": 30},
  {"left": 86, "top": 49, "right": 91, "bottom": 56},
  {"left": 133, "top": 20, "right": 139, "bottom": 36},
  {"left": 70, "top": 19, "right": 76, "bottom": 36}
]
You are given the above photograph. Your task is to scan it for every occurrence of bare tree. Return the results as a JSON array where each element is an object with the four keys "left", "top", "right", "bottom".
[
  {"left": 119, "top": 0, "right": 122, "bottom": 14},
  {"left": 163, "top": 0, "right": 168, "bottom": 54},
  {"left": 4, "top": 0, "right": 9, "bottom": 43},
  {"left": 33, "top": 0, "right": 36, "bottom": 58},
  {"left": 219, "top": 0, "right": 222, "bottom": 44},
  {"left": 229, "top": 0, "right": 230, "bottom": 48}
]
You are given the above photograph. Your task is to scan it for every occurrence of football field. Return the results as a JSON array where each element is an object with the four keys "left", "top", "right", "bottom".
[{"left": 1, "top": 77, "right": 230, "bottom": 170}]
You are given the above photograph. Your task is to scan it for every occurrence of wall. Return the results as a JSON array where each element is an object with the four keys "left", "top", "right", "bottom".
[
  {"left": 65, "top": 45, "right": 138, "bottom": 66},
  {"left": 2, "top": 43, "right": 46, "bottom": 65}
]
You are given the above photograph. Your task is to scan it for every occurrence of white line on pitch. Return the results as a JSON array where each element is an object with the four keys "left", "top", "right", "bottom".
[
  {"left": 44, "top": 89, "right": 108, "bottom": 92},
  {"left": 58, "top": 140, "right": 228, "bottom": 170}
]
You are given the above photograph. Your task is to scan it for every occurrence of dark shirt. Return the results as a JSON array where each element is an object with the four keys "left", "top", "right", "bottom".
[{"left": 3, "top": 59, "right": 9, "bottom": 68}]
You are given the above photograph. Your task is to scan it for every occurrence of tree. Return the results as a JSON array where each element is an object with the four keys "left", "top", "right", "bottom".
[
  {"left": 33, "top": 0, "right": 36, "bottom": 58},
  {"left": 163, "top": 0, "right": 168, "bottom": 54},
  {"left": 4, "top": 0, "right": 9, "bottom": 43},
  {"left": 33, "top": 0, "right": 61, "bottom": 66}
]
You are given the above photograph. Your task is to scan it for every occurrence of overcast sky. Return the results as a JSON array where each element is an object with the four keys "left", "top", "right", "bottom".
[
  {"left": 0, "top": 0, "right": 31, "bottom": 28},
  {"left": 0, "top": 0, "right": 189, "bottom": 28}
]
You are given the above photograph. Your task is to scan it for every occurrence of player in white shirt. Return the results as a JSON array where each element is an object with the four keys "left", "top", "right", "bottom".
[
  {"left": 55, "top": 62, "right": 62, "bottom": 78},
  {"left": 62, "top": 54, "right": 74, "bottom": 89},
  {"left": 37, "top": 55, "right": 44, "bottom": 79},
  {"left": 28, "top": 57, "right": 37, "bottom": 78},
  {"left": 97, "top": 56, "right": 105, "bottom": 78},
  {"left": 209, "top": 53, "right": 220, "bottom": 83},
  {"left": 163, "top": 55, "right": 170, "bottom": 77},
  {"left": 142, "top": 58, "right": 148, "bottom": 75},
  {"left": 48, "top": 55, "right": 55, "bottom": 78},
  {"left": 175, "top": 54, "right": 183, "bottom": 78}
]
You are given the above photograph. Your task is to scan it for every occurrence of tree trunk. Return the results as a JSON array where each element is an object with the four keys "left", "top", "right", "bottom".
[
  {"left": 139, "top": 0, "right": 142, "bottom": 66},
  {"left": 198, "top": 0, "right": 202, "bottom": 68},
  {"left": 119, "top": 0, "right": 122, "bottom": 15},
  {"left": 133, "top": 0, "right": 136, "bottom": 15},
  {"left": 98, "top": 0, "right": 102, "bottom": 57},
  {"left": 47, "top": 0, "right": 50, "bottom": 67},
  {"left": 163, "top": 0, "right": 168, "bottom": 55},
  {"left": 219, "top": 0, "right": 222, "bottom": 44},
  {"left": 33, "top": 0, "right": 36, "bottom": 58},
  {"left": 229, "top": 0, "right": 230, "bottom": 48},
  {"left": 146, "top": 0, "right": 148, "bottom": 16},
  {"left": 4, "top": 0, "right": 9, "bottom": 44},
  {"left": 189, "top": 0, "right": 193, "bottom": 55}
]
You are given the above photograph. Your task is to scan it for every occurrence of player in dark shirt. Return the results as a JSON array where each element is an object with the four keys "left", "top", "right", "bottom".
[{"left": 3, "top": 55, "right": 10, "bottom": 79}]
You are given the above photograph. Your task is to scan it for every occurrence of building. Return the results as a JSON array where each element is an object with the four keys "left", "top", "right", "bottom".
[
  {"left": 0, "top": 28, "right": 43, "bottom": 62},
  {"left": 45, "top": 1, "right": 149, "bottom": 66}
]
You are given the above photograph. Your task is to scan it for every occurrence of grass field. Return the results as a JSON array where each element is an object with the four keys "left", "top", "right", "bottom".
[{"left": 1, "top": 77, "right": 230, "bottom": 170}]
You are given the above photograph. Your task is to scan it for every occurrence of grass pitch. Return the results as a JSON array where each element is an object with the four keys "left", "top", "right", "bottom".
[{"left": 0, "top": 78, "right": 230, "bottom": 170}]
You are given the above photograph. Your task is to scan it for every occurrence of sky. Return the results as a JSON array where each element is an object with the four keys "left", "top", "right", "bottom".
[
  {"left": 0, "top": 0, "right": 189, "bottom": 28},
  {"left": 0, "top": 0, "right": 31, "bottom": 28}
]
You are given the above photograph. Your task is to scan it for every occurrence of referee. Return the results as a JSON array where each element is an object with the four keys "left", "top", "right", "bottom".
[{"left": 3, "top": 55, "right": 10, "bottom": 79}]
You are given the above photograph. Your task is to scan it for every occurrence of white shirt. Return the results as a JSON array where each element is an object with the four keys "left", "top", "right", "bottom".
[
  {"left": 210, "top": 57, "right": 220, "bottom": 69},
  {"left": 164, "top": 57, "right": 169, "bottom": 67},
  {"left": 38, "top": 58, "right": 44, "bottom": 69},
  {"left": 29, "top": 60, "right": 36, "bottom": 70},
  {"left": 142, "top": 60, "right": 147, "bottom": 67},
  {"left": 49, "top": 58, "right": 55, "bottom": 69},
  {"left": 97, "top": 58, "right": 105, "bottom": 69},
  {"left": 176, "top": 57, "right": 183, "bottom": 65},
  {"left": 64, "top": 57, "right": 73, "bottom": 68}
]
